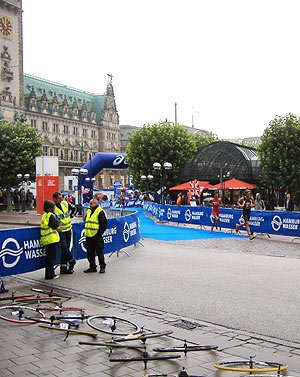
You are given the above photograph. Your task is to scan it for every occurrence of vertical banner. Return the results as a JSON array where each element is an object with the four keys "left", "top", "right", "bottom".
[{"left": 36, "top": 176, "right": 59, "bottom": 214}]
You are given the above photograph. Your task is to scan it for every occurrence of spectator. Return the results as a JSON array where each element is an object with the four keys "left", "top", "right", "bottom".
[
  {"left": 285, "top": 193, "right": 294, "bottom": 212},
  {"left": 254, "top": 193, "right": 265, "bottom": 210},
  {"left": 26, "top": 189, "right": 34, "bottom": 210},
  {"left": 13, "top": 188, "right": 20, "bottom": 212},
  {"left": 176, "top": 192, "right": 182, "bottom": 205}
]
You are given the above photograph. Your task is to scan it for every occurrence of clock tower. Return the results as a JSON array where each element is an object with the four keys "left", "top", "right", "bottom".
[{"left": 0, "top": 0, "right": 23, "bottom": 122}]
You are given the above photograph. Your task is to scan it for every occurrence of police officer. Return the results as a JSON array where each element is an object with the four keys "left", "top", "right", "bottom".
[
  {"left": 84, "top": 198, "right": 108, "bottom": 273},
  {"left": 52, "top": 191, "right": 77, "bottom": 274}
]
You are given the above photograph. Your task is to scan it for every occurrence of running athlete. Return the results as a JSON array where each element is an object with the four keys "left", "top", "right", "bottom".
[
  {"left": 209, "top": 191, "right": 223, "bottom": 231},
  {"left": 235, "top": 189, "right": 255, "bottom": 240}
]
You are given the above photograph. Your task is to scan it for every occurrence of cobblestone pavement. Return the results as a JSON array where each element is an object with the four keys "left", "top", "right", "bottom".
[{"left": 1, "top": 276, "right": 300, "bottom": 377}]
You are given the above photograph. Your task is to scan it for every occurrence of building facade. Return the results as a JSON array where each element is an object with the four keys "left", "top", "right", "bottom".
[
  {"left": 0, "top": 0, "right": 23, "bottom": 122},
  {"left": 0, "top": 0, "right": 126, "bottom": 189}
]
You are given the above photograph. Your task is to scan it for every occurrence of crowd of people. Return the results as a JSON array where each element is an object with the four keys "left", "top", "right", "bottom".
[{"left": 0, "top": 187, "right": 35, "bottom": 211}]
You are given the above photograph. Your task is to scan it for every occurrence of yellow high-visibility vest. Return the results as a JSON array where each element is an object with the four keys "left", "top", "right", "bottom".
[
  {"left": 41, "top": 212, "right": 60, "bottom": 246},
  {"left": 55, "top": 200, "right": 71, "bottom": 232},
  {"left": 84, "top": 206, "right": 105, "bottom": 238}
]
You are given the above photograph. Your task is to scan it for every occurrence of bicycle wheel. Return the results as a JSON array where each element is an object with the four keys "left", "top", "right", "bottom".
[
  {"left": 87, "top": 315, "right": 140, "bottom": 336},
  {"left": 214, "top": 359, "right": 288, "bottom": 372},
  {"left": 0, "top": 305, "right": 45, "bottom": 324}
]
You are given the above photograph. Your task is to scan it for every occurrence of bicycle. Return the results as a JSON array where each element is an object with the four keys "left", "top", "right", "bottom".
[
  {"left": 214, "top": 356, "right": 288, "bottom": 373},
  {"left": 143, "top": 368, "right": 205, "bottom": 377},
  {"left": 78, "top": 340, "right": 145, "bottom": 356},
  {"left": 0, "top": 305, "right": 45, "bottom": 324},
  {"left": 153, "top": 339, "right": 218, "bottom": 355},
  {"left": 109, "top": 349, "right": 181, "bottom": 369},
  {"left": 14, "top": 295, "right": 64, "bottom": 305},
  {"left": 112, "top": 329, "right": 173, "bottom": 344},
  {"left": 23, "top": 313, "right": 80, "bottom": 328},
  {"left": 86, "top": 315, "right": 141, "bottom": 336},
  {"left": 36, "top": 305, "right": 86, "bottom": 314},
  {"left": 39, "top": 324, "right": 99, "bottom": 340},
  {"left": 31, "top": 287, "right": 59, "bottom": 297},
  {"left": 0, "top": 292, "right": 35, "bottom": 302}
]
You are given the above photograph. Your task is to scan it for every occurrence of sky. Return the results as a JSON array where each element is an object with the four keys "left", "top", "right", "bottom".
[{"left": 22, "top": 0, "right": 300, "bottom": 139}]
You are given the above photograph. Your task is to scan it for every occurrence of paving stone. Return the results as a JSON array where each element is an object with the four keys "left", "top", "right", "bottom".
[
  {"left": 0, "top": 369, "right": 14, "bottom": 377},
  {"left": 53, "top": 369, "right": 88, "bottom": 377},
  {"left": 6, "top": 362, "right": 40, "bottom": 374},
  {"left": 234, "top": 334, "right": 252, "bottom": 341},
  {"left": 10, "top": 354, "right": 40, "bottom": 365}
]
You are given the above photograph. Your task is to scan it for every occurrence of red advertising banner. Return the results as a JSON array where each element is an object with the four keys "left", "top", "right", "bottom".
[{"left": 36, "top": 176, "right": 59, "bottom": 214}]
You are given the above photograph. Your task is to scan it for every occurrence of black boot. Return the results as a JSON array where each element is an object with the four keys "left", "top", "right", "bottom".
[
  {"left": 60, "top": 265, "right": 73, "bottom": 275},
  {"left": 84, "top": 267, "right": 97, "bottom": 273},
  {"left": 68, "top": 259, "right": 76, "bottom": 273}
]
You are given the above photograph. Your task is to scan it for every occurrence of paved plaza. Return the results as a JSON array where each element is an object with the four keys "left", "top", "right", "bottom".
[{"left": 0, "top": 210, "right": 300, "bottom": 376}]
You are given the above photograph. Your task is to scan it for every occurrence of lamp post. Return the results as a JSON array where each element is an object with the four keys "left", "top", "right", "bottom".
[
  {"left": 153, "top": 162, "right": 172, "bottom": 204},
  {"left": 71, "top": 167, "right": 88, "bottom": 215},
  {"left": 218, "top": 167, "right": 230, "bottom": 204},
  {"left": 140, "top": 174, "right": 153, "bottom": 192},
  {"left": 85, "top": 177, "right": 96, "bottom": 202},
  {"left": 16, "top": 173, "right": 30, "bottom": 212}
]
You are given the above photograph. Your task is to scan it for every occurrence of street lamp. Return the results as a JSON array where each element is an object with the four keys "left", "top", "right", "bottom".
[
  {"left": 140, "top": 174, "right": 153, "bottom": 192},
  {"left": 218, "top": 167, "right": 230, "bottom": 204},
  {"left": 71, "top": 167, "right": 88, "bottom": 215},
  {"left": 16, "top": 173, "right": 30, "bottom": 212},
  {"left": 85, "top": 177, "right": 96, "bottom": 201},
  {"left": 153, "top": 162, "right": 172, "bottom": 204}
]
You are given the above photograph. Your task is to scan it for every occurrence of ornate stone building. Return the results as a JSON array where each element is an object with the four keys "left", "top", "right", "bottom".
[
  {"left": 0, "top": 0, "right": 23, "bottom": 122},
  {"left": 0, "top": 0, "right": 125, "bottom": 189},
  {"left": 23, "top": 74, "right": 123, "bottom": 188}
]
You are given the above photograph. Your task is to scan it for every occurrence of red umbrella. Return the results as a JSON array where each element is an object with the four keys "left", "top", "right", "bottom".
[
  {"left": 169, "top": 180, "right": 210, "bottom": 197},
  {"left": 210, "top": 178, "right": 257, "bottom": 190}
]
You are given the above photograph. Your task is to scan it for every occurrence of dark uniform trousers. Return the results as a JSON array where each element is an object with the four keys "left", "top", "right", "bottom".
[{"left": 86, "top": 235, "right": 106, "bottom": 269}]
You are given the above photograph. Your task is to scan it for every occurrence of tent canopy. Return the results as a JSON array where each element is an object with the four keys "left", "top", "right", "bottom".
[
  {"left": 169, "top": 179, "right": 210, "bottom": 192},
  {"left": 209, "top": 178, "right": 257, "bottom": 190}
]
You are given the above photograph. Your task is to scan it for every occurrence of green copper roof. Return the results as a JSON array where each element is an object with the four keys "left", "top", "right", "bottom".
[{"left": 23, "top": 73, "right": 105, "bottom": 123}]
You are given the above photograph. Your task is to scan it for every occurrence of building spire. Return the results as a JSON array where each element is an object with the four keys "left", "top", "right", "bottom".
[{"left": 107, "top": 73, "right": 113, "bottom": 84}]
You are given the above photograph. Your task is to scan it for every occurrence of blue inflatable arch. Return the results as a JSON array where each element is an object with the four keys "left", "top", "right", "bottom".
[{"left": 80, "top": 153, "right": 128, "bottom": 181}]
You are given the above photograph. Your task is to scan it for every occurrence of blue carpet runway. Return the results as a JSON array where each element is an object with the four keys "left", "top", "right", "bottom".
[{"left": 137, "top": 209, "right": 241, "bottom": 241}]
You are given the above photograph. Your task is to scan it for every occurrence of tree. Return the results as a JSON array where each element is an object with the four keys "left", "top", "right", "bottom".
[
  {"left": 0, "top": 120, "right": 43, "bottom": 211},
  {"left": 258, "top": 113, "right": 300, "bottom": 194},
  {"left": 193, "top": 131, "right": 218, "bottom": 151},
  {"left": 126, "top": 122, "right": 197, "bottom": 193}
]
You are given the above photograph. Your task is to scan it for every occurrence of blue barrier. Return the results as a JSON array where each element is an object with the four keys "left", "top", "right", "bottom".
[
  {"left": 0, "top": 212, "right": 140, "bottom": 277},
  {"left": 142, "top": 202, "right": 300, "bottom": 237}
]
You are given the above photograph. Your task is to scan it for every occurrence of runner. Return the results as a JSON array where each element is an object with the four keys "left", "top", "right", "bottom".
[
  {"left": 235, "top": 189, "right": 255, "bottom": 240},
  {"left": 209, "top": 191, "right": 223, "bottom": 231}
]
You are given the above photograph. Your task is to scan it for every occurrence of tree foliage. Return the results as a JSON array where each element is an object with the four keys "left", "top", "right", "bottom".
[
  {"left": 126, "top": 122, "right": 197, "bottom": 191},
  {"left": 193, "top": 131, "right": 218, "bottom": 151},
  {"left": 258, "top": 113, "right": 300, "bottom": 193},
  {"left": 0, "top": 120, "right": 43, "bottom": 210}
]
